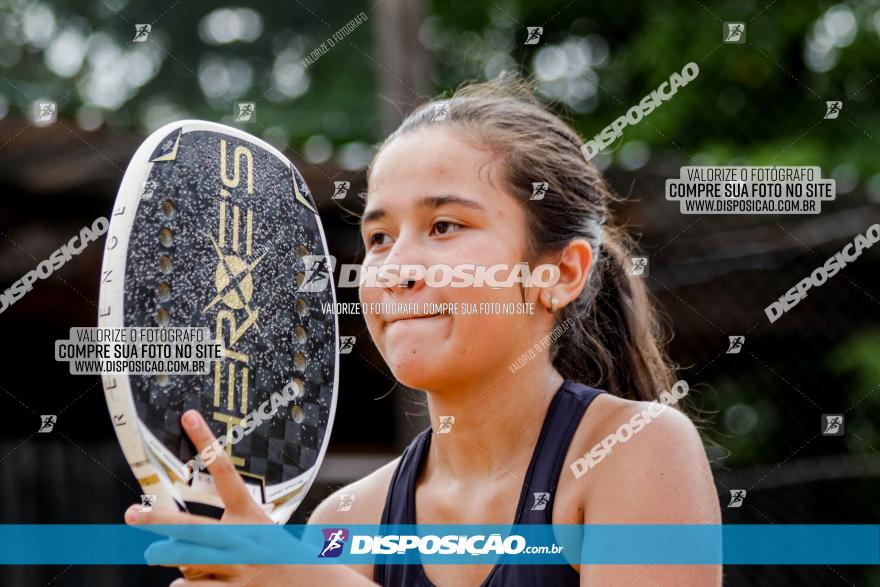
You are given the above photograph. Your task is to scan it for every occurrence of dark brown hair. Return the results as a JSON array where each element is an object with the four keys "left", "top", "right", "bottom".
[{"left": 365, "top": 72, "right": 676, "bottom": 402}]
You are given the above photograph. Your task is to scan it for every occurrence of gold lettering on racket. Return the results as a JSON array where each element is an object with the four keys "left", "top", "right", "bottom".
[
  {"left": 220, "top": 140, "right": 254, "bottom": 194},
  {"left": 209, "top": 140, "right": 260, "bottom": 468},
  {"left": 137, "top": 474, "right": 160, "bottom": 486}
]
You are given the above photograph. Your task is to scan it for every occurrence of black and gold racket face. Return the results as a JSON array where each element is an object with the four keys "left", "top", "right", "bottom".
[{"left": 117, "top": 123, "right": 337, "bottom": 501}]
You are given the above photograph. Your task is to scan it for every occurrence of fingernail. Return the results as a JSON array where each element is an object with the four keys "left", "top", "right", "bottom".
[
  {"left": 182, "top": 410, "right": 201, "bottom": 429},
  {"left": 125, "top": 505, "right": 139, "bottom": 523}
]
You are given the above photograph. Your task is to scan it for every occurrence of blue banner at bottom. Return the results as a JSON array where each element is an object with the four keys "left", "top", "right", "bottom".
[{"left": 0, "top": 525, "right": 877, "bottom": 565}]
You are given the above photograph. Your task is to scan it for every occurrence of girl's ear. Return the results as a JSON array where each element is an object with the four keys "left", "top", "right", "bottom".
[{"left": 550, "top": 239, "right": 593, "bottom": 310}]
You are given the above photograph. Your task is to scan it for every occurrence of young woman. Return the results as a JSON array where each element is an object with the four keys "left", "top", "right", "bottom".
[{"left": 126, "top": 74, "right": 721, "bottom": 586}]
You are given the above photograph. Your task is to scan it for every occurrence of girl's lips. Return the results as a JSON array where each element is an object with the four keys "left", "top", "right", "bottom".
[
  {"left": 384, "top": 311, "right": 450, "bottom": 323},
  {"left": 388, "top": 314, "right": 435, "bottom": 322},
  {"left": 385, "top": 313, "right": 449, "bottom": 326}
]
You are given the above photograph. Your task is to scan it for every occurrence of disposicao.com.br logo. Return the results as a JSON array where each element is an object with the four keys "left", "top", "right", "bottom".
[{"left": 316, "top": 528, "right": 563, "bottom": 558}]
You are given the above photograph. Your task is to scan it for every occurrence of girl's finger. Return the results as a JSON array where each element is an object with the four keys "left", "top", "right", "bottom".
[
  {"left": 145, "top": 538, "right": 240, "bottom": 567},
  {"left": 181, "top": 410, "right": 260, "bottom": 514},
  {"left": 126, "top": 507, "right": 233, "bottom": 548},
  {"left": 170, "top": 578, "right": 231, "bottom": 586},
  {"left": 180, "top": 564, "right": 236, "bottom": 578},
  {"left": 126, "top": 505, "right": 218, "bottom": 526}
]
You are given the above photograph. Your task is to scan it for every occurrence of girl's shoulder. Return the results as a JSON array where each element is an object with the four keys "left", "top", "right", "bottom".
[
  {"left": 560, "top": 392, "right": 718, "bottom": 522},
  {"left": 560, "top": 393, "right": 722, "bottom": 584},
  {"left": 576, "top": 391, "right": 699, "bottom": 447}
]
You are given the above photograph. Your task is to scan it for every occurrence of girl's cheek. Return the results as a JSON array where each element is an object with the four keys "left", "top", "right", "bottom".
[{"left": 362, "top": 288, "right": 385, "bottom": 309}]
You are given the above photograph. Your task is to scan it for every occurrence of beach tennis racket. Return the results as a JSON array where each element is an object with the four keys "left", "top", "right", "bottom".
[{"left": 98, "top": 120, "right": 339, "bottom": 525}]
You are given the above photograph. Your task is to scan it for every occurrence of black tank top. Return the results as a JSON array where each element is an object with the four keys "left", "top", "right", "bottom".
[{"left": 374, "top": 379, "right": 605, "bottom": 586}]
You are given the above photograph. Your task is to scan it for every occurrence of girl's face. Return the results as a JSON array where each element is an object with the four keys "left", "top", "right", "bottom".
[{"left": 359, "top": 126, "right": 552, "bottom": 392}]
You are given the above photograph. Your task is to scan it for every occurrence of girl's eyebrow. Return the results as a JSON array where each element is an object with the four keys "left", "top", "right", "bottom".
[{"left": 360, "top": 194, "right": 486, "bottom": 226}]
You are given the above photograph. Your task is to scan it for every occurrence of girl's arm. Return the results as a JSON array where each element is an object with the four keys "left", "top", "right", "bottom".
[{"left": 578, "top": 404, "right": 722, "bottom": 587}]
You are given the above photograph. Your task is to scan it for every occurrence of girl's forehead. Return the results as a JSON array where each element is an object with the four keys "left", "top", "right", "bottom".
[
  {"left": 368, "top": 134, "right": 508, "bottom": 205},
  {"left": 371, "top": 126, "right": 493, "bottom": 182}
]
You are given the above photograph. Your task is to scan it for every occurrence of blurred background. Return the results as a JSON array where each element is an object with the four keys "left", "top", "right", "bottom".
[{"left": 1, "top": 0, "right": 879, "bottom": 585}]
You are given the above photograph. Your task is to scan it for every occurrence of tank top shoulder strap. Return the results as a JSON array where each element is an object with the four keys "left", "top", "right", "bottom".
[
  {"left": 375, "top": 427, "right": 432, "bottom": 586},
  {"left": 515, "top": 380, "right": 605, "bottom": 524},
  {"left": 379, "top": 426, "right": 431, "bottom": 526}
]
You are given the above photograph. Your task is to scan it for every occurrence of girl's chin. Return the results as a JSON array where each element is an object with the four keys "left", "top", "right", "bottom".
[{"left": 385, "top": 352, "right": 449, "bottom": 389}]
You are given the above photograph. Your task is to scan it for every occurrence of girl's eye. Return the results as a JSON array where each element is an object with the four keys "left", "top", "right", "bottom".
[
  {"left": 431, "top": 221, "right": 461, "bottom": 236},
  {"left": 368, "top": 232, "right": 390, "bottom": 247}
]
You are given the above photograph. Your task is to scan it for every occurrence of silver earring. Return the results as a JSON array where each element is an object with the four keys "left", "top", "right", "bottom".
[{"left": 547, "top": 295, "right": 558, "bottom": 313}]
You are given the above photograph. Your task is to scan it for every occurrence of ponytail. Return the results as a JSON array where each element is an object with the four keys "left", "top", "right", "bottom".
[{"left": 553, "top": 224, "right": 675, "bottom": 401}]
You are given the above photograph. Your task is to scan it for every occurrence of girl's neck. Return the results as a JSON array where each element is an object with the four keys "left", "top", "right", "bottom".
[{"left": 421, "top": 364, "right": 565, "bottom": 483}]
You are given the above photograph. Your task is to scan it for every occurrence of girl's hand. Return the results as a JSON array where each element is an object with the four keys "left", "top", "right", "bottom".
[{"left": 123, "top": 409, "right": 308, "bottom": 585}]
